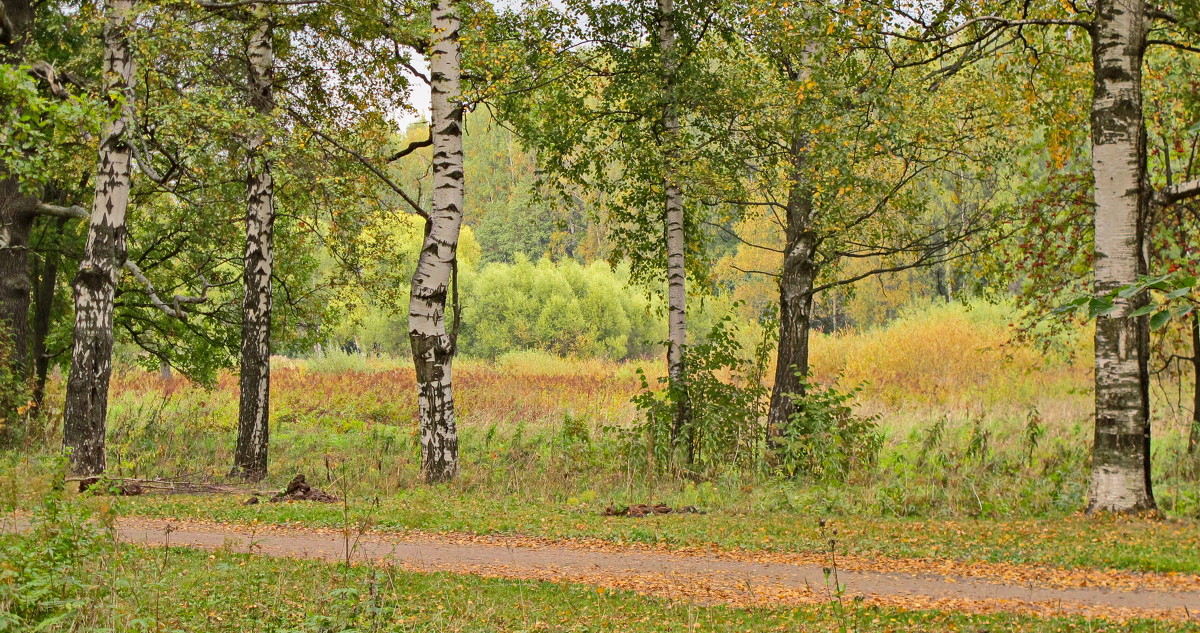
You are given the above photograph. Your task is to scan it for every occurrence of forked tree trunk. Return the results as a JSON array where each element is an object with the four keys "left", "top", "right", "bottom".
[
  {"left": 232, "top": 15, "right": 276, "bottom": 481},
  {"left": 409, "top": 0, "right": 464, "bottom": 484},
  {"left": 657, "top": 0, "right": 690, "bottom": 458},
  {"left": 1086, "top": 0, "right": 1155, "bottom": 513},
  {"left": 767, "top": 129, "right": 817, "bottom": 438},
  {"left": 62, "top": 0, "right": 135, "bottom": 476}
]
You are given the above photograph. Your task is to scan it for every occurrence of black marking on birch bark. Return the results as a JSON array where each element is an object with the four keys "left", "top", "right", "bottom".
[
  {"left": 63, "top": 0, "right": 136, "bottom": 477},
  {"left": 410, "top": 0, "right": 464, "bottom": 483},
  {"left": 1086, "top": 0, "right": 1155, "bottom": 514},
  {"left": 234, "top": 14, "right": 276, "bottom": 481}
]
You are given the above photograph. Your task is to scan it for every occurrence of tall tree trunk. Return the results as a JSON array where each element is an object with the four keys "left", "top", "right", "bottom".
[
  {"left": 30, "top": 220, "right": 61, "bottom": 409},
  {"left": 657, "top": 0, "right": 690, "bottom": 459},
  {"left": 1086, "top": 0, "right": 1155, "bottom": 513},
  {"left": 62, "top": 0, "right": 135, "bottom": 476},
  {"left": 232, "top": 14, "right": 275, "bottom": 481},
  {"left": 767, "top": 127, "right": 816, "bottom": 440},
  {"left": 0, "top": 0, "right": 39, "bottom": 391},
  {"left": 1190, "top": 312, "right": 1200, "bottom": 455},
  {"left": 409, "top": 0, "right": 463, "bottom": 484},
  {"left": 0, "top": 181, "right": 35, "bottom": 374}
]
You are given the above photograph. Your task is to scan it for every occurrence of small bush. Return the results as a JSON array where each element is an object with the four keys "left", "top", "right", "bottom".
[
  {"left": 0, "top": 462, "right": 113, "bottom": 631},
  {"left": 631, "top": 311, "right": 770, "bottom": 474},
  {"left": 773, "top": 376, "right": 883, "bottom": 481}
]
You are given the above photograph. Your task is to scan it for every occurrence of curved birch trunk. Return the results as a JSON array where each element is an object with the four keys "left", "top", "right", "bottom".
[
  {"left": 410, "top": 0, "right": 463, "bottom": 484},
  {"left": 233, "top": 15, "right": 276, "bottom": 481},
  {"left": 1086, "top": 0, "right": 1155, "bottom": 513},
  {"left": 63, "top": 0, "right": 135, "bottom": 476},
  {"left": 658, "top": 0, "right": 690, "bottom": 460}
]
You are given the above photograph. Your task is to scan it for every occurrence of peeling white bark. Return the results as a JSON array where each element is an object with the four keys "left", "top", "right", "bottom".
[
  {"left": 409, "top": 0, "right": 463, "bottom": 483},
  {"left": 63, "top": 0, "right": 135, "bottom": 476},
  {"left": 1087, "top": 0, "right": 1155, "bottom": 513},
  {"left": 233, "top": 13, "right": 275, "bottom": 481}
]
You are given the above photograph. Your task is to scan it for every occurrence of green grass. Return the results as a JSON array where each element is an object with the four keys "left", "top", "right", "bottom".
[
  {"left": 5, "top": 302, "right": 1199, "bottom": 581},
  {"left": 109, "top": 490, "right": 1200, "bottom": 574},
  {"left": 2, "top": 529, "right": 1194, "bottom": 633}
]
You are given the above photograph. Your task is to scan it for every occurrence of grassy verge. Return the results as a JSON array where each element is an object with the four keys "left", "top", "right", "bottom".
[
  {"left": 1, "top": 529, "right": 1192, "bottom": 633},
  {"left": 108, "top": 491, "right": 1200, "bottom": 575}
]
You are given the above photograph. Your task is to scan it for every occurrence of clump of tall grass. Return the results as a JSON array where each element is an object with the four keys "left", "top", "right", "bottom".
[{"left": 811, "top": 301, "right": 1091, "bottom": 415}]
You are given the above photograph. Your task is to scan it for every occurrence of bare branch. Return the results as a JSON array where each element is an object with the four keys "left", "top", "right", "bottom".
[
  {"left": 885, "top": 16, "right": 1091, "bottom": 44},
  {"left": 122, "top": 259, "right": 212, "bottom": 320},
  {"left": 387, "top": 133, "right": 432, "bottom": 163},
  {"left": 730, "top": 264, "right": 781, "bottom": 278},
  {"left": 34, "top": 202, "right": 88, "bottom": 219},
  {"left": 702, "top": 219, "right": 784, "bottom": 253},
  {"left": 284, "top": 104, "right": 428, "bottom": 219},
  {"left": 1156, "top": 179, "right": 1200, "bottom": 206}
]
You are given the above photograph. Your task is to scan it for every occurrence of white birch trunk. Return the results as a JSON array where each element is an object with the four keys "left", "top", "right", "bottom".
[
  {"left": 233, "top": 14, "right": 275, "bottom": 481},
  {"left": 1087, "top": 0, "right": 1155, "bottom": 513},
  {"left": 409, "top": 0, "right": 463, "bottom": 483},
  {"left": 658, "top": 0, "right": 690, "bottom": 458},
  {"left": 62, "top": 0, "right": 135, "bottom": 476}
]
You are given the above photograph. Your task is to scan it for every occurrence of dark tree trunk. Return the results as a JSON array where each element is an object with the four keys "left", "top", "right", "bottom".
[
  {"left": 767, "top": 140, "right": 816, "bottom": 439},
  {"left": 0, "top": 180, "right": 36, "bottom": 373},
  {"left": 31, "top": 223, "right": 60, "bottom": 409},
  {"left": 1086, "top": 0, "right": 1155, "bottom": 513},
  {"left": 63, "top": 0, "right": 135, "bottom": 476},
  {"left": 233, "top": 15, "right": 276, "bottom": 481},
  {"left": 0, "top": 0, "right": 39, "bottom": 377}
]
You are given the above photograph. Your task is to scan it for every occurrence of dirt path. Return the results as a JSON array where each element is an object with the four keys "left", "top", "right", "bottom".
[{"left": 8, "top": 517, "right": 1200, "bottom": 622}]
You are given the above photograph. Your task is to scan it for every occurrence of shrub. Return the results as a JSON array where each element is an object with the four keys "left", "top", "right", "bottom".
[
  {"left": 0, "top": 461, "right": 113, "bottom": 631},
  {"left": 773, "top": 376, "right": 883, "bottom": 481},
  {"left": 631, "top": 310, "right": 770, "bottom": 474}
]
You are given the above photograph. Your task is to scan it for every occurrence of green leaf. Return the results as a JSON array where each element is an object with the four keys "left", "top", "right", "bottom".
[
  {"left": 1150, "top": 310, "right": 1172, "bottom": 330},
  {"left": 1087, "top": 296, "right": 1115, "bottom": 318},
  {"left": 1129, "top": 304, "right": 1157, "bottom": 318}
]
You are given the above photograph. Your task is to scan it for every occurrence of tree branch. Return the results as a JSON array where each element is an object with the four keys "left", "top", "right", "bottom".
[
  {"left": 1156, "top": 179, "right": 1200, "bottom": 206},
  {"left": 387, "top": 133, "right": 432, "bottom": 162},
  {"left": 284, "top": 104, "right": 428, "bottom": 219},
  {"left": 122, "top": 260, "right": 212, "bottom": 320},
  {"left": 34, "top": 202, "right": 88, "bottom": 219}
]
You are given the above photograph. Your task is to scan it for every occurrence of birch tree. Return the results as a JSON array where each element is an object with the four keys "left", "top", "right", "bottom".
[
  {"left": 656, "top": 0, "right": 691, "bottom": 456},
  {"left": 410, "top": 0, "right": 465, "bottom": 483},
  {"left": 233, "top": 10, "right": 276, "bottom": 481},
  {"left": 888, "top": 0, "right": 1200, "bottom": 512},
  {"left": 710, "top": 3, "right": 1011, "bottom": 443},
  {"left": 63, "top": 0, "right": 136, "bottom": 475},
  {"left": 490, "top": 0, "right": 728, "bottom": 464}
]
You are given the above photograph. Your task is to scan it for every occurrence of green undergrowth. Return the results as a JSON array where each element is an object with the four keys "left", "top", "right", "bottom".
[
  {"left": 4, "top": 407, "right": 1200, "bottom": 575},
  {"left": 1, "top": 493, "right": 1193, "bottom": 632}
]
